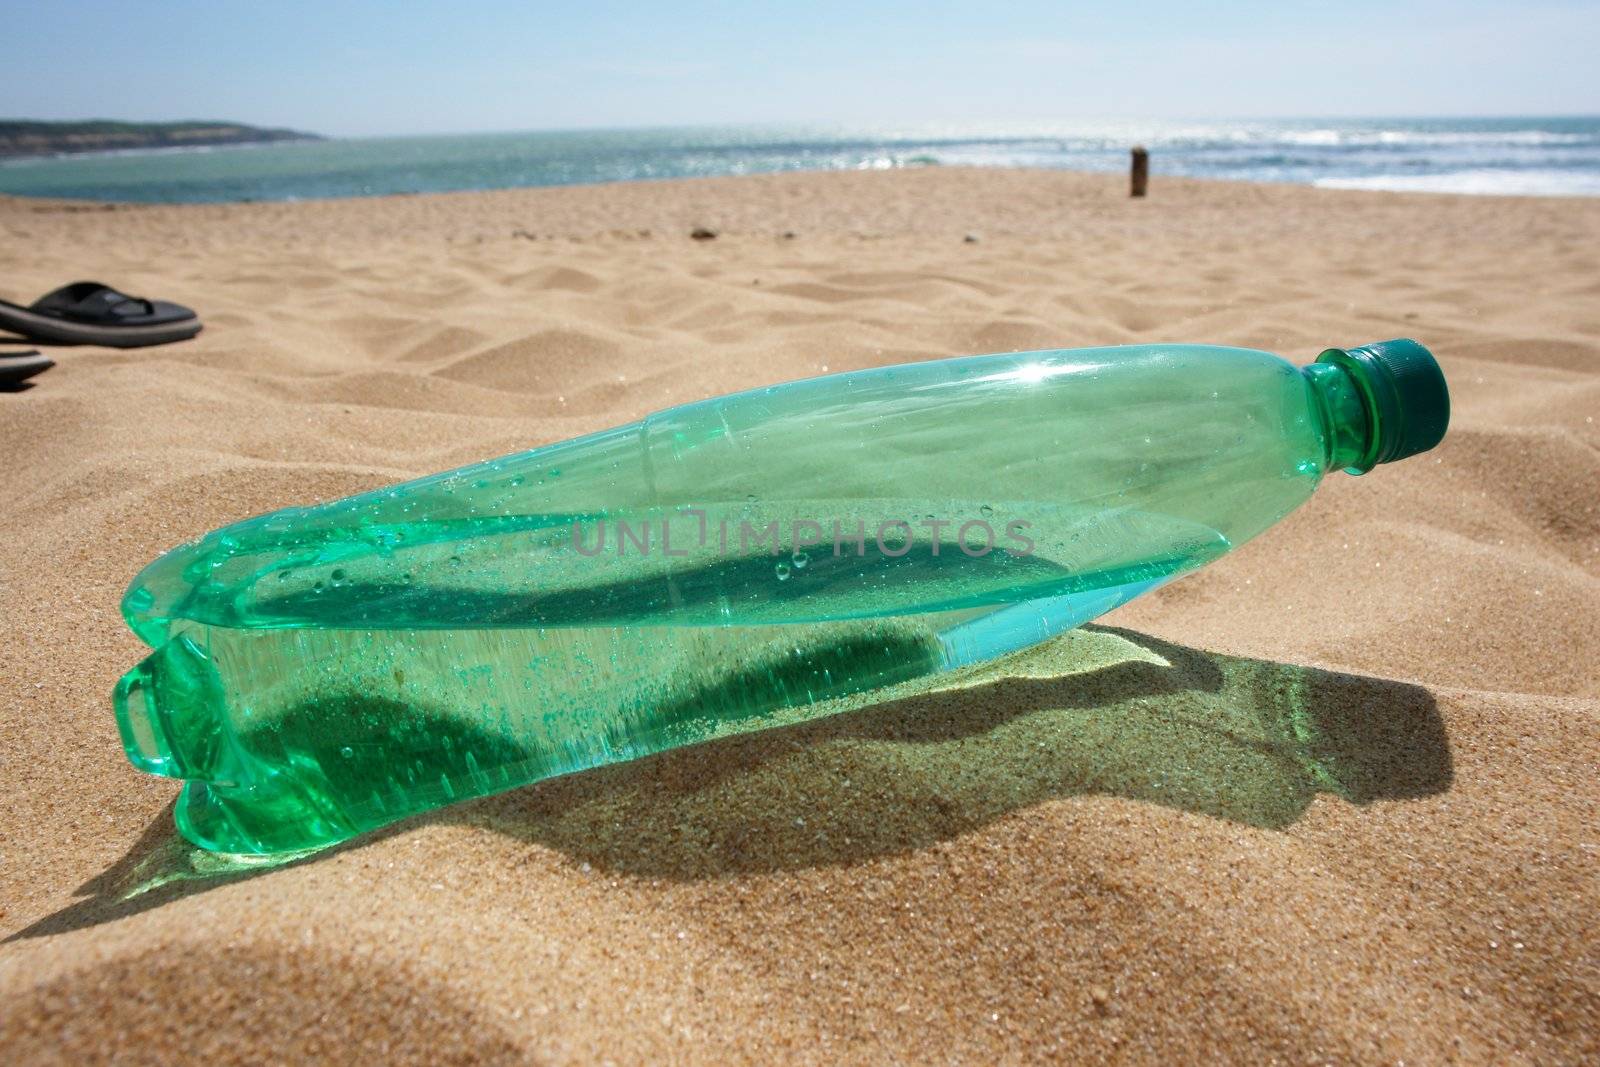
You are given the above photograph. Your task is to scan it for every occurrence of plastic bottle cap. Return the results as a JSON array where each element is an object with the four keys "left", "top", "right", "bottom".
[{"left": 1315, "top": 339, "right": 1450, "bottom": 469}]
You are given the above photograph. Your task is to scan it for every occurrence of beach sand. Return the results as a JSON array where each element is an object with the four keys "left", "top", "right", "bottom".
[{"left": 1, "top": 168, "right": 1597, "bottom": 1064}]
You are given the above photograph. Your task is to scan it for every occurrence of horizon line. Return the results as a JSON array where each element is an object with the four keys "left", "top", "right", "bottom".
[{"left": 7, "top": 112, "right": 1600, "bottom": 142}]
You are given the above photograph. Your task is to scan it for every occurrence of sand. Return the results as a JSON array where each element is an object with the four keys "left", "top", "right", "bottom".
[{"left": 1, "top": 167, "right": 1597, "bottom": 1064}]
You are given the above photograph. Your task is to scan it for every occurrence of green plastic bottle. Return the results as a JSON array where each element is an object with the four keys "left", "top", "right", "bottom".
[{"left": 114, "top": 339, "right": 1449, "bottom": 855}]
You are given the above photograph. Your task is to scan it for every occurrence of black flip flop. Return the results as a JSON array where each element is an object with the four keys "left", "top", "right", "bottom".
[
  {"left": 1, "top": 350, "right": 54, "bottom": 388},
  {"left": 0, "top": 281, "right": 201, "bottom": 348}
]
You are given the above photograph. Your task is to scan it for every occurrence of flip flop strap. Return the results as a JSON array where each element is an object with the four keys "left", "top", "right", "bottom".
[{"left": 32, "top": 282, "right": 153, "bottom": 321}]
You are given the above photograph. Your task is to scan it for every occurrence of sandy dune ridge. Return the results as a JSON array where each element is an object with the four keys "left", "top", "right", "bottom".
[{"left": 1, "top": 168, "right": 1597, "bottom": 1063}]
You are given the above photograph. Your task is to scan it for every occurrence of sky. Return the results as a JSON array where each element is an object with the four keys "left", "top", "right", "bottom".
[{"left": 4, "top": 1, "right": 1597, "bottom": 137}]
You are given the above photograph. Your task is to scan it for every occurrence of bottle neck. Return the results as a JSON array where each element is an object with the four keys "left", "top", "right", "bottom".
[{"left": 1301, "top": 362, "right": 1373, "bottom": 474}]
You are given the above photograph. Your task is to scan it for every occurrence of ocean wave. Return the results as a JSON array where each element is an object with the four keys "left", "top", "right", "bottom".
[
  {"left": 1274, "top": 129, "right": 1592, "bottom": 148},
  {"left": 1314, "top": 168, "right": 1600, "bottom": 196}
]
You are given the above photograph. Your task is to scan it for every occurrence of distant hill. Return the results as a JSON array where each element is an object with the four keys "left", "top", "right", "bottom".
[{"left": 0, "top": 120, "right": 322, "bottom": 159}]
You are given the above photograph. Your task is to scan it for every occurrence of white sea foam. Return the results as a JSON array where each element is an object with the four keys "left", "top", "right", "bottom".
[
  {"left": 1315, "top": 168, "right": 1600, "bottom": 197},
  {"left": 1279, "top": 128, "right": 1590, "bottom": 148}
]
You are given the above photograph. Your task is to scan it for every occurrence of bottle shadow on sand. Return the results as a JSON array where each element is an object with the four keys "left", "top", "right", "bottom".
[{"left": 9, "top": 625, "right": 1451, "bottom": 941}]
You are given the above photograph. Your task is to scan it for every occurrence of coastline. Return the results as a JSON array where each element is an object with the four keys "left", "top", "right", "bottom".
[
  {"left": 0, "top": 137, "right": 324, "bottom": 166},
  {"left": 2, "top": 166, "right": 1597, "bottom": 1063},
  {"left": 0, "top": 120, "right": 320, "bottom": 162},
  {"left": 6, "top": 165, "right": 1599, "bottom": 246}
]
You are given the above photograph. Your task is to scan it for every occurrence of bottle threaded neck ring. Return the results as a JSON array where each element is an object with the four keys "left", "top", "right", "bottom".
[{"left": 1314, "top": 339, "right": 1450, "bottom": 471}]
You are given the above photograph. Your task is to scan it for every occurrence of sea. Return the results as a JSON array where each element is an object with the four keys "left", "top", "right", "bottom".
[{"left": 2, "top": 117, "right": 1597, "bottom": 204}]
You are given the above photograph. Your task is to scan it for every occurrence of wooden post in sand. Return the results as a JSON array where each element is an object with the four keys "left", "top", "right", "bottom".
[{"left": 1130, "top": 146, "right": 1149, "bottom": 198}]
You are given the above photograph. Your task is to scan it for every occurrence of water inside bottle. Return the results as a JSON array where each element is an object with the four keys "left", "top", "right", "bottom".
[{"left": 123, "top": 498, "right": 1229, "bottom": 852}]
